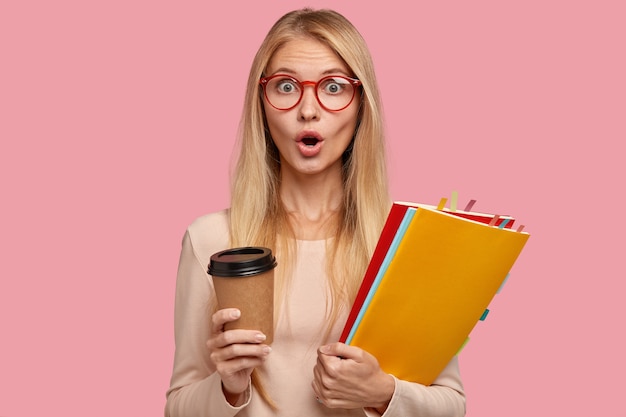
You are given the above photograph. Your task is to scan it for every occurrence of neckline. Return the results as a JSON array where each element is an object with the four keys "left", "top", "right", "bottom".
[{"left": 295, "top": 237, "right": 331, "bottom": 243}]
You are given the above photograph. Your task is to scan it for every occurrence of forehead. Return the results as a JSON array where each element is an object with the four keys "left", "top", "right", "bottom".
[{"left": 266, "top": 36, "right": 351, "bottom": 78}]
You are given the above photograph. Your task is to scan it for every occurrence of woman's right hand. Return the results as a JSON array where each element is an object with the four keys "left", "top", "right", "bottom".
[{"left": 206, "top": 308, "right": 272, "bottom": 403}]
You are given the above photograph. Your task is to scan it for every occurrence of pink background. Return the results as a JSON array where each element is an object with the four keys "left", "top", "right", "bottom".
[{"left": 1, "top": 1, "right": 624, "bottom": 416}]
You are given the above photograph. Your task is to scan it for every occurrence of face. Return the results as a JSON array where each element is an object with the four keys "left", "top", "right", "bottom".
[{"left": 262, "top": 36, "right": 360, "bottom": 179}]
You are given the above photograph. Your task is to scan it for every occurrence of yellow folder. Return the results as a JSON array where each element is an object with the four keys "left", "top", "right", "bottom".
[{"left": 347, "top": 204, "right": 530, "bottom": 385}]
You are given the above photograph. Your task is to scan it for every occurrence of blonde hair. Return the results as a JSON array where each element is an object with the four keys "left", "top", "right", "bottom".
[{"left": 228, "top": 7, "right": 391, "bottom": 407}]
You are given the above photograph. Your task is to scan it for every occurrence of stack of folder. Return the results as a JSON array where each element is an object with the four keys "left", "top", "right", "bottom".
[{"left": 340, "top": 195, "right": 530, "bottom": 385}]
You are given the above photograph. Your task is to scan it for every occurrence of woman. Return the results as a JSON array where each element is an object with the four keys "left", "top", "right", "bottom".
[{"left": 165, "top": 8, "right": 466, "bottom": 417}]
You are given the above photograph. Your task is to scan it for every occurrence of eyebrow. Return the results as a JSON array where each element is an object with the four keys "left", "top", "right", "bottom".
[{"left": 268, "top": 67, "right": 351, "bottom": 78}]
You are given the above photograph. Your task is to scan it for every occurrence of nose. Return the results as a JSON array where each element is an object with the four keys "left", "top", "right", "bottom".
[{"left": 297, "top": 82, "right": 320, "bottom": 121}]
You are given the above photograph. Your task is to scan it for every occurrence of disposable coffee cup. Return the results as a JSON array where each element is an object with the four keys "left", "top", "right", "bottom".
[{"left": 208, "top": 247, "right": 277, "bottom": 344}]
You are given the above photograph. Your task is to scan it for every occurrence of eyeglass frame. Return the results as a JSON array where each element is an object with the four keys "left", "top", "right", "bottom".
[{"left": 259, "top": 74, "right": 362, "bottom": 112}]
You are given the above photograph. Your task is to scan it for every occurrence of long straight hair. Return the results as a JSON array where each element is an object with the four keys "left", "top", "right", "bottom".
[{"left": 228, "top": 8, "right": 391, "bottom": 407}]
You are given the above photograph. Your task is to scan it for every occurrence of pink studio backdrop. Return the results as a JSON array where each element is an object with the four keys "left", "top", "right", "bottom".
[{"left": 1, "top": 1, "right": 624, "bottom": 416}]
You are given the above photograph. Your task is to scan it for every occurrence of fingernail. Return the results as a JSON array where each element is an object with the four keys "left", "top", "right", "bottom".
[
  {"left": 262, "top": 346, "right": 272, "bottom": 354},
  {"left": 231, "top": 309, "right": 241, "bottom": 319},
  {"left": 255, "top": 333, "right": 266, "bottom": 342}
]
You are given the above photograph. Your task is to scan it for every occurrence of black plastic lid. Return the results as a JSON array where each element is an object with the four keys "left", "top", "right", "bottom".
[{"left": 208, "top": 247, "right": 277, "bottom": 277}]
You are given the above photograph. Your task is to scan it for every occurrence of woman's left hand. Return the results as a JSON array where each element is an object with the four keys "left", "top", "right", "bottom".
[{"left": 312, "top": 342, "right": 395, "bottom": 411}]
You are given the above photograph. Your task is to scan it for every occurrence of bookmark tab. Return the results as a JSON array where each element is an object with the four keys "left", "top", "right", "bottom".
[
  {"left": 450, "top": 191, "right": 458, "bottom": 212},
  {"left": 479, "top": 309, "right": 490, "bottom": 321},
  {"left": 489, "top": 214, "right": 500, "bottom": 227},
  {"left": 437, "top": 198, "right": 447, "bottom": 211},
  {"left": 464, "top": 199, "right": 476, "bottom": 212},
  {"left": 498, "top": 218, "right": 511, "bottom": 229},
  {"left": 516, "top": 225, "right": 525, "bottom": 232}
]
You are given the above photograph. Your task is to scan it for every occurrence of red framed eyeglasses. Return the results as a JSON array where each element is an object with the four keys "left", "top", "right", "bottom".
[{"left": 259, "top": 74, "right": 362, "bottom": 112}]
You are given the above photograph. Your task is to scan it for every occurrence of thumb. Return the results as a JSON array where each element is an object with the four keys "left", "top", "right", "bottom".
[{"left": 319, "top": 342, "right": 360, "bottom": 360}]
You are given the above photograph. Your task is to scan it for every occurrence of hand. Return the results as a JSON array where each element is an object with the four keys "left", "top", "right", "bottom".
[
  {"left": 206, "top": 308, "right": 271, "bottom": 403},
  {"left": 311, "top": 342, "right": 395, "bottom": 411}
]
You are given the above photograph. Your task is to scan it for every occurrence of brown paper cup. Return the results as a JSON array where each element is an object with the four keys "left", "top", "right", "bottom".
[{"left": 208, "top": 247, "right": 277, "bottom": 344}]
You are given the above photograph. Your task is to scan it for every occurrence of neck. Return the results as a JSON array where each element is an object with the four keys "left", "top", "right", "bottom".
[{"left": 279, "top": 168, "right": 344, "bottom": 240}]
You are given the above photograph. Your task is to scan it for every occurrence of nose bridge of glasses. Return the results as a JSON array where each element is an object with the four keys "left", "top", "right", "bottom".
[
  {"left": 300, "top": 80, "right": 317, "bottom": 88},
  {"left": 300, "top": 80, "right": 318, "bottom": 98},
  {"left": 298, "top": 80, "right": 320, "bottom": 106}
]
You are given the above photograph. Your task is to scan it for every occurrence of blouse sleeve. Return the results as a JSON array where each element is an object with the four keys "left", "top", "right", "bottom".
[
  {"left": 164, "top": 228, "right": 252, "bottom": 417},
  {"left": 364, "top": 356, "right": 466, "bottom": 417}
]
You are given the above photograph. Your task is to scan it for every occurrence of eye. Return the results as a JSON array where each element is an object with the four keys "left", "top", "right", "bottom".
[
  {"left": 275, "top": 78, "right": 299, "bottom": 94},
  {"left": 320, "top": 77, "right": 348, "bottom": 95}
]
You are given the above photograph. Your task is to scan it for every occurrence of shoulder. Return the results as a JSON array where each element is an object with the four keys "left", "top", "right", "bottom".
[
  {"left": 187, "top": 209, "right": 230, "bottom": 236},
  {"left": 184, "top": 209, "right": 231, "bottom": 265}
]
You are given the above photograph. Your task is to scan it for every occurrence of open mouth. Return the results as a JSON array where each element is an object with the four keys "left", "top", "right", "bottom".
[{"left": 301, "top": 137, "right": 320, "bottom": 147}]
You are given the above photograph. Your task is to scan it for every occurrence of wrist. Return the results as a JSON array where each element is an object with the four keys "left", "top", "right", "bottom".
[
  {"left": 222, "top": 383, "right": 246, "bottom": 407},
  {"left": 372, "top": 402, "right": 390, "bottom": 415},
  {"left": 371, "top": 373, "right": 395, "bottom": 414}
]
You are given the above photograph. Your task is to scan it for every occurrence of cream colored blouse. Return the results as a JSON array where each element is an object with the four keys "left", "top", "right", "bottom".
[{"left": 165, "top": 210, "right": 466, "bottom": 417}]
